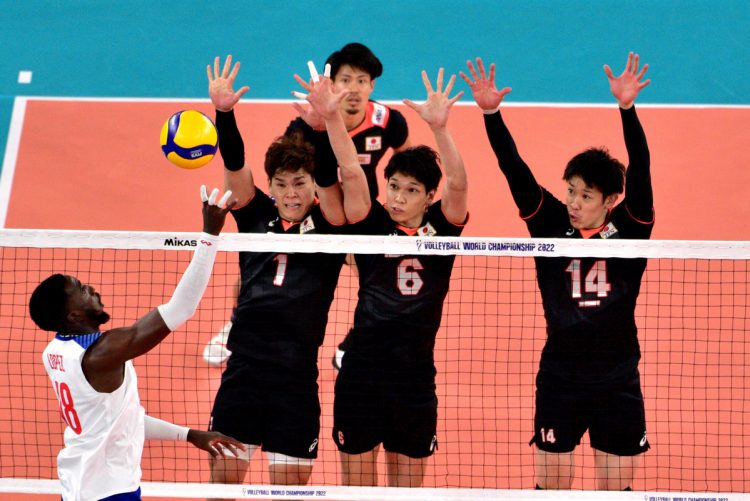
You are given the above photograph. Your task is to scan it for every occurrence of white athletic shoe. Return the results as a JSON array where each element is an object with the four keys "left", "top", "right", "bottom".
[{"left": 203, "top": 321, "right": 232, "bottom": 366}]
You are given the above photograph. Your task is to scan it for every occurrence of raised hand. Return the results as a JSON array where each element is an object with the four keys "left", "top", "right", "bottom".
[
  {"left": 207, "top": 55, "right": 250, "bottom": 112},
  {"left": 292, "top": 61, "right": 347, "bottom": 123},
  {"left": 604, "top": 52, "right": 650, "bottom": 109},
  {"left": 200, "top": 185, "right": 236, "bottom": 236},
  {"left": 459, "top": 57, "right": 512, "bottom": 112},
  {"left": 403, "top": 68, "right": 463, "bottom": 131}
]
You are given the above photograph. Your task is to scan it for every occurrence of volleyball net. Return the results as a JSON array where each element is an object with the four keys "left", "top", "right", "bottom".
[{"left": 1, "top": 229, "right": 748, "bottom": 500}]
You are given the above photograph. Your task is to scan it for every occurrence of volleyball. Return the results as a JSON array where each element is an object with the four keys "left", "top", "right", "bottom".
[{"left": 160, "top": 110, "right": 218, "bottom": 169}]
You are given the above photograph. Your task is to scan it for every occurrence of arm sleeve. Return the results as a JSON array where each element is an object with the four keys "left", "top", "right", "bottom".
[
  {"left": 310, "top": 130, "right": 339, "bottom": 188},
  {"left": 483, "top": 111, "right": 542, "bottom": 217},
  {"left": 156, "top": 233, "right": 219, "bottom": 331},
  {"left": 215, "top": 109, "right": 245, "bottom": 171},
  {"left": 144, "top": 414, "right": 189, "bottom": 441},
  {"left": 621, "top": 106, "right": 654, "bottom": 222}
]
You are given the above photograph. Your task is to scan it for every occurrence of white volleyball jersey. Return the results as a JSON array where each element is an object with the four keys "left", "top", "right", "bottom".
[{"left": 43, "top": 332, "right": 144, "bottom": 501}]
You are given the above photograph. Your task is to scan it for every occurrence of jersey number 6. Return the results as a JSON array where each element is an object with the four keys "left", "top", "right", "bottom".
[{"left": 397, "top": 258, "right": 424, "bottom": 296}]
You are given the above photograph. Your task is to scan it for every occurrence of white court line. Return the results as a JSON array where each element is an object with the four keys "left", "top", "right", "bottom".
[
  {"left": 0, "top": 96, "right": 27, "bottom": 228},
  {"left": 11, "top": 95, "right": 750, "bottom": 109}
]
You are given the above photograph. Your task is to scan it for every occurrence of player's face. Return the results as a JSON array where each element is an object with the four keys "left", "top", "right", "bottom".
[
  {"left": 565, "top": 176, "right": 617, "bottom": 230},
  {"left": 64, "top": 276, "right": 110, "bottom": 327},
  {"left": 333, "top": 65, "right": 375, "bottom": 117},
  {"left": 269, "top": 168, "right": 315, "bottom": 222},
  {"left": 385, "top": 173, "right": 434, "bottom": 228}
]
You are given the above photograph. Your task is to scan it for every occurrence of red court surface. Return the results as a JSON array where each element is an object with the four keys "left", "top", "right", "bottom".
[{"left": 2, "top": 99, "right": 749, "bottom": 499}]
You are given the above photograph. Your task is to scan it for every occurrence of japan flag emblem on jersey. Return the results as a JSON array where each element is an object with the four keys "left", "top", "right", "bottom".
[{"left": 365, "top": 136, "right": 382, "bottom": 151}]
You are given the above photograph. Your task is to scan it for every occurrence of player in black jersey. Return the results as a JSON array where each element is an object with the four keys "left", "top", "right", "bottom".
[
  {"left": 205, "top": 56, "right": 347, "bottom": 492},
  {"left": 300, "top": 65, "right": 468, "bottom": 487},
  {"left": 205, "top": 43, "right": 411, "bottom": 368},
  {"left": 289, "top": 43, "right": 412, "bottom": 370},
  {"left": 289, "top": 42, "right": 411, "bottom": 199},
  {"left": 461, "top": 53, "right": 653, "bottom": 490}
]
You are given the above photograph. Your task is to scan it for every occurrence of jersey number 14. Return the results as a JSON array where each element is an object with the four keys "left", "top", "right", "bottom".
[{"left": 565, "top": 259, "right": 611, "bottom": 307}]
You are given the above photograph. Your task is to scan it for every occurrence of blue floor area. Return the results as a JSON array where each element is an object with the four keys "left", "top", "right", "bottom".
[{"left": 1, "top": 0, "right": 748, "bottom": 174}]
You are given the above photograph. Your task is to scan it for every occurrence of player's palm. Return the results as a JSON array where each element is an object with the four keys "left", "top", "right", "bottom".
[
  {"left": 413, "top": 94, "right": 452, "bottom": 130},
  {"left": 604, "top": 52, "right": 650, "bottom": 109},
  {"left": 209, "top": 78, "right": 241, "bottom": 111}
]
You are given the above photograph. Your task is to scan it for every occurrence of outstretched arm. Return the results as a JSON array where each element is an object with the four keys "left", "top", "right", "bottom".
[
  {"left": 83, "top": 187, "right": 235, "bottom": 392},
  {"left": 404, "top": 69, "right": 467, "bottom": 225},
  {"left": 460, "top": 58, "right": 541, "bottom": 217},
  {"left": 208, "top": 55, "right": 255, "bottom": 207},
  {"left": 144, "top": 414, "right": 247, "bottom": 458},
  {"left": 300, "top": 62, "right": 371, "bottom": 223},
  {"left": 605, "top": 52, "right": 653, "bottom": 221}
]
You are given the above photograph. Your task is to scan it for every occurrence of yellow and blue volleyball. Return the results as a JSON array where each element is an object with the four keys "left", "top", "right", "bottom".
[{"left": 160, "top": 110, "right": 218, "bottom": 169}]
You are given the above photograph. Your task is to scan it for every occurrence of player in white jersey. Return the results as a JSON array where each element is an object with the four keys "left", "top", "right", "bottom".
[{"left": 31, "top": 186, "right": 245, "bottom": 501}]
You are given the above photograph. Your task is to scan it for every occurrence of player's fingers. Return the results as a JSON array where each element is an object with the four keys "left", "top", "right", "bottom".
[
  {"left": 213, "top": 57, "right": 220, "bottom": 79},
  {"left": 222, "top": 55, "right": 233, "bottom": 78},
  {"left": 323, "top": 63, "right": 331, "bottom": 79},
  {"left": 206, "top": 65, "right": 213, "bottom": 83},
  {"left": 466, "top": 59, "right": 479, "bottom": 81},
  {"left": 436, "top": 68, "right": 444, "bottom": 92},
  {"left": 402, "top": 98, "right": 420, "bottom": 111},
  {"left": 421, "top": 70, "right": 434, "bottom": 94},
  {"left": 293, "top": 73, "right": 312, "bottom": 90},
  {"left": 234, "top": 86, "right": 250, "bottom": 101},
  {"left": 228, "top": 61, "right": 241, "bottom": 82},
  {"left": 448, "top": 89, "right": 464, "bottom": 105},
  {"left": 200, "top": 185, "right": 209, "bottom": 203},
  {"left": 477, "top": 58, "right": 488, "bottom": 80},
  {"left": 292, "top": 91, "right": 308, "bottom": 100},
  {"left": 488, "top": 63, "right": 496, "bottom": 84},
  {"left": 603, "top": 64, "right": 614, "bottom": 79},
  {"left": 444, "top": 74, "right": 456, "bottom": 96},
  {"left": 307, "top": 60, "right": 320, "bottom": 83},
  {"left": 208, "top": 188, "right": 219, "bottom": 206},
  {"left": 459, "top": 71, "right": 473, "bottom": 87},
  {"left": 218, "top": 190, "right": 232, "bottom": 208}
]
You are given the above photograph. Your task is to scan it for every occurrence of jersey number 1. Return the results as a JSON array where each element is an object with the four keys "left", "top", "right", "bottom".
[
  {"left": 273, "top": 254, "right": 288, "bottom": 287},
  {"left": 565, "top": 259, "right": 611, "bottom": 307}
]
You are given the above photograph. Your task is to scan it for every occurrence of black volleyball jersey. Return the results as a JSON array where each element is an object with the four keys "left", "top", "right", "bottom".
[
  {"left": 285, "top": 101, "right": 409, "bottom": 199},
  {"left": 484, "top": 106, "right": 654, "bottom": 385},
  {"left": 228, "top": 189, "right": 346, "bottom": 372},
  {"left": 347, "top": 201, "right": 465, "bottom": 371}
]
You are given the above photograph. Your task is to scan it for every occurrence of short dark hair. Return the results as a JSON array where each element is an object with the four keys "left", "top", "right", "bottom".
[
  {"left": 563, "top": 147, "right": 625, "bottom": 197},
  {"left": 29, "top": 274, "right": 69, "bottom": 332},
  {"left": 325, "top": 43, "right": 383, "bottom": 81},
  {"left": 384, "top": 145, "right": 442, "bottom": 193},
  {"left": 264, "top": 132, "right": 315, "bottom": 180}
]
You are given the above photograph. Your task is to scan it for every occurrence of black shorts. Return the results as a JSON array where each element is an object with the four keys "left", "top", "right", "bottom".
[
  {"left": 530, "top": 371, "right": 650, "bottom": 456},
  {"left": 332, "top": 363, "right": 438, "bottom": 458},
  {"left": 210, "top": 355, "right": 321, "bottom": 459}
]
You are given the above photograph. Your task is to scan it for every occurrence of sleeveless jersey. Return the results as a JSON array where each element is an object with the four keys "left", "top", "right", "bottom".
[{"left": 43, "top": 333, "right": 144, "bottom": 501}]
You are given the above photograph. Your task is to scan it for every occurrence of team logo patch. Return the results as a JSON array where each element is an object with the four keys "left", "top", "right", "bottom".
[
  {"left": 418, "top": 223, "right": 437, "bottom": 237},
  {"left": 357, "top": 153, "right": 372, "bottom": 165},
  {"left": 300, "top": 215, "right": 316, "bottom": 234},
  {"left": 599, "top": 222, "right": 619, "bottom": 239},
  {"left": 309, "top": 438, "right": 318, "bottom": 453},
  {"left": 640, "top": 431, "right": 648, "bottom": 448},
  {"left": 365, "top": 136, "right": 382, "bottom": 151},
  {"left": 430, "top": 435, "right": 438, "bottom": 452},
  {"left": 371, "top": 103, "right": 387, "bottom": 126},
  {"left": 337, "top": 431, "right": 345, "bottom": 445}
]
